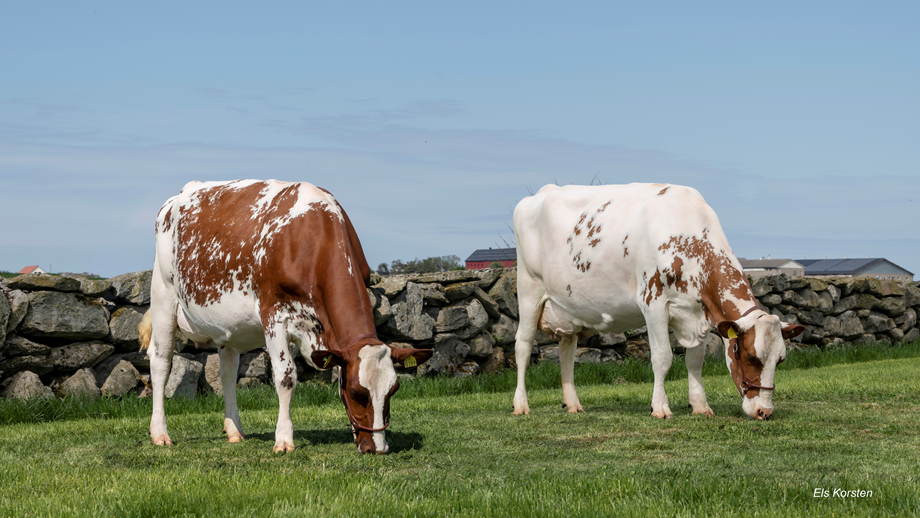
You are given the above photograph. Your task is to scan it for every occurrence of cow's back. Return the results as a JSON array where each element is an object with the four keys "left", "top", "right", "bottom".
[
  {"left": 514, "top": 183, "right": 735, "bottom": 336},
  {"left": 153, "top": 180, "right": 347, "bottom": 349}
]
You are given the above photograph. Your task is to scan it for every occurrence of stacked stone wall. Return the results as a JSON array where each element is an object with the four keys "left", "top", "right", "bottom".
[{"left": 1, "top": 269, "right": 918, "bottom": 400}]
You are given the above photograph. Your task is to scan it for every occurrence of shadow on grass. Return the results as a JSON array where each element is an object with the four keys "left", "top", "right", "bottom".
[{"left": 247, "top": 429, "right": 426, "bottom": 453}]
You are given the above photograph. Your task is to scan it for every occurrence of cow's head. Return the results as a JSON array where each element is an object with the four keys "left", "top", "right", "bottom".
[
  {"left": 312, "top": 344, "right": 433, "bottom": 454},
  {"left": 717, "top": 311, "right": 803, "bottom": 420}
]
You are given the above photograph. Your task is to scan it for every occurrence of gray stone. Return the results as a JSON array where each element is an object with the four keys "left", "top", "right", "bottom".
[
  {"left": 5, "top": 290, "right": 29, "bottom": 334},
  {"left": 108, "top": 306, "right": 147, "bottom": 351},
  {"left": 239, "top": 351, "right": 270, "bottom": 380},
  {"left": 626, "top": 339, "right": 650, "bottom": 360},
  {"left": 197, "top": 353, "right": 222, "bottom": 394},
  {"left": 702, "top": 332, "right": 724, "bottom": 356},
  {"left": 467, "top": 333, "right": 495, "bottom": 359},
  {"left": 454, "top": 361, "right": 481, "bottom": 378},
  {"left": 861, "top": 312, "right": 894, "bottom": 334},
  {"left": 887, "top": 328, "right": 905, "bottom": 342},
  {"left": 444, "top": 281, "right": 477, "bottom": 301},
  {"left": 787, "top": 307, "right": 825, "bottom": 326},
  {"left": 0, "top": 355, "right": 54, "bottom": 376},
  {"left": 539, "top": 345, "right": 601, "bottom": 364},
  {"left": 750, "top": 276, "right": 774, "bottom": 297},
  {"left": 367, "top": 288, "right": 392, "bottom": 326},
  {"left": 856, "top": 309, "right": 872, "bottom": 318},
  {"left": 832, "top": 293, "right": 880, "bottom": 314},
  {"left": 108, "top": 270, "right": 153, "bottom": 305},
  {"left": 480, "top": 346, "right": 505, "bottom": 374},
  {"left": 600, "top": 347, "right": 624, "bottom": 363},
  {"left": 237, "top": 377, "right": 263, "bottom": 389},
  {"left": 903, "top": 284, "right": 920, "bottom": 307},
  {"left": 1, "top": 371, "right": 52, "bottom": 399},
  {"left": 137, "top": 375, "right": 152, "bottom": 398},
  {"left": 784, "top": 277, "right": 810, "bottom": 290},
  {"left": 1, "top": 335, "right": 51, "bottom": 357},
  {"left": 50, "top": 341, "right": 114, "bottom": 372},
  {"left": 92, "top": 354, "right": 127, "bottom": 387},
  {"left": 822, "top": 316, "right": 842, "bottom": 337},
  {"left": 18, "top": 291, "right": 110, "bottom": 340},
  {"left": 435, "top": 305, "right": 470, "bottom": 334},
  {"left": 598, "top": 332, "right": 627, "bottom": 346},
  {"left": 417, "top": 334, "right": 469, "bottom": 376},
  {"left": 895, "top": 308, "right": 917, "bottom": 331},
  {"left": 373, "top": 276, "right": 409, "bottom": 297},
  {"left": 875, "top": 296, "right": 907, "bottom": 316},
  {"left": 816, "top": 290, "right": 835, "bottom": 312},
  {"left": 802, "top": 326, "right": 825, "bottom": 343},
  {"left": 852, "top": 333, "right": 877, "bottom": 345},
  {"left": 0, "top": 292, "right": 8, "bottom": 350},
  {"left": 489, "top": 314, "right": 518, "bottom": 346},
  {"left": 79, "top": 278, "right": 114, "bottom": 298},
  {"left": 487, "top": 272, "right": 518, "bottom": 319},
  {"left": 58, "top": 368, "right": 101, "bottom": 398},
  {"left": 418, "top": 283, "right": 449, "bottom": 307},
  {"left": 826, "top": 284, "right": 841, "bottom": 303},
  {"left": 475, "top": 268, "right": 503, "bottom": 290},
  {"left": 470, "top": 286, "right": 501, "bottom": 319},
  {"left": 455, "top": 299, "right": 489, "bottom": 340},
  {"left": 383, "top": 282, "right": 435, "bottom": 341},
  {"left": 534, "top": 330, "right": 556, "bottom": 345},
  {"left": 791, "top": 289, "right": 820, "bottom": 309},
  {"left": 6, "top": 274, "right": 81, "bottom": 292},
  {"left": 838, "top": 311, "right": 865, "bottom": 337},
  {"left": 411, "top": 270, "right": 483, "bottom": 285},
  {"left": 760, "top": 293, "right": 783, "bottom": 307},
  {"left": 903, "top": 328, "right": 920, "bottom": 343},
  {"left": 165, "top": 355, "right": 203, "bottom": 399}
]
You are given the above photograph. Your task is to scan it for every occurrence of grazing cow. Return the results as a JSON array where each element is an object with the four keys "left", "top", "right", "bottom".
[
  {"left": 512, "top": 183, "right": 803, "bottom": 420},
  {"left": 139, "top": 180, "right": 432, "bottom": 454}
]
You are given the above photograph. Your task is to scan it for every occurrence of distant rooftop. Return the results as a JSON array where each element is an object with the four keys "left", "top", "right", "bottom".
[
  {"left": 801, "top": 258, "right": 913, "bottom": 276},
  {"left": 465, "top": 248, "right": 516, "bottom": 263}
]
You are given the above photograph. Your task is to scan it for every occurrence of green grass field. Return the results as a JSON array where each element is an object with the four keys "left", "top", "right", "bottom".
[{"left": 1, "top": 342, "right": 919, "bottom": 517}]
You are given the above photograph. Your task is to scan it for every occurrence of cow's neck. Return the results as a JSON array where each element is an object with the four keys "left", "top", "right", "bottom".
[
  {"left": 700, "top": 265, "right": 757, "bottom": 324},
  {"left": 318, "top": 269, "right": 379, "bottom": 352}
]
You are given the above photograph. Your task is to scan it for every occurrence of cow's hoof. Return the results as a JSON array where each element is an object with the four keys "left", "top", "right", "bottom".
[
  {"left": 512, "top": 407, "right": 530, "bottom": 416},
  {"left": 651, "top": 411, "right": 673, "bottom": 419},
  {"left": 227, "top": 434, "right": 246, "bottom": 443},
  {"left": 151, "top": 435, "right": 173, "bottom": 446},
  {"left": 692, "top": 408, "right": 715, "bottom": 417},
  {"left": 565, "top": 404, "right": 585, "bottom": 413},
  {"left": 273, "top": 442, "right": 295, "bottom": 453}
]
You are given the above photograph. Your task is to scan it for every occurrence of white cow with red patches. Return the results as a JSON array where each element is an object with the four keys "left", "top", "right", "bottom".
[
  {"left": 140, "top": 179, "right": 431, "bottom": 454},
  {"left": 512, "top": 183, "right": 803, "bottom": 420}
]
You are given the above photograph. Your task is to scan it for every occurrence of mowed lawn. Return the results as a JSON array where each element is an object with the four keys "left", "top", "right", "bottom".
[{"left": 2, "top": 344, "right": 920, "bottom": 517}]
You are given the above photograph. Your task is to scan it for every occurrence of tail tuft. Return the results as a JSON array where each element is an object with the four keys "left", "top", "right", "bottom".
[{"left": 138, "top": 310, "right": 153, "bottom": 351}]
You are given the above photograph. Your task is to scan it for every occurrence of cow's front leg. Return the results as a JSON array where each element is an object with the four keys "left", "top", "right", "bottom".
[
  {"left": 558, "top": 336, "right": 584, "bottom": 413},
  {"left": 266, "top": 336, "right": 297, "bottom": 453},
  {"left": 686, "top": 343, "right": 714, "bottom": 417},
  {"left": 647, "top": 323, "right": 674, "bottom": 419},
  {"left": 148, "top": 292, "right": 176, "bottom": 446},
  {"left": 219, "top": 347, "right": 246, "bottom": 443}
]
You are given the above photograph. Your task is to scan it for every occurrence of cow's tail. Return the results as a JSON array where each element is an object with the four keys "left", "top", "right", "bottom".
[{"left": 138, "top": 309, "right": 153, "bottom": 351}]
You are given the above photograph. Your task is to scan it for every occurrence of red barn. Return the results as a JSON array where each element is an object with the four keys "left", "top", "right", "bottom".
[{"left": 465, "top": 248, "right": 516, "bottom": 269}]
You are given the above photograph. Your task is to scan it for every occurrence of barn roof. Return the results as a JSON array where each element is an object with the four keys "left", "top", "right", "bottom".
[
  {"left": 18, "top": 265, "right": 41, "bottom": 274},
  {"left": 465, "top": 248, "right": 517, "bottom": 263},
  {"left": 802, "top": 258, "right": 913, "bottom": 276}
]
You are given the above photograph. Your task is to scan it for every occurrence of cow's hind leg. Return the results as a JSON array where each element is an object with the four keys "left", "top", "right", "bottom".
[
  {"left": 219, "top": 347, "right": 246, "bottom": 443},
  {"left": 646, "top": 318, "right": 674, "bottom": 419},
  {"left": 513, "top": 274, "right": 545, "bottom": 415},
  {"left": 265, "top": 330, "right": 297, "bottom": 453},
  {"left": 558, "top": 335, "right": 584, "bottom": 413},
  {"left": 686, "top": 344, "right": 714, "bottom": 416},
  {"left": 148, "top": 268, "right": 177, "bottom": 446}
]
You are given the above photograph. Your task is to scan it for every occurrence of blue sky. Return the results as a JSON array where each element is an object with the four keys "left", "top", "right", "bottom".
[{"left": 1, "top": 2, "right": 918, "bottom": 277}]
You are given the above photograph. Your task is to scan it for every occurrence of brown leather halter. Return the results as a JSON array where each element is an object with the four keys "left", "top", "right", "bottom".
[
  {"left": 336, "top": 333, "right": 391, "bottom": 434},
  {"left": 729, "top": 306, "right": 775, "bottom": 397}
]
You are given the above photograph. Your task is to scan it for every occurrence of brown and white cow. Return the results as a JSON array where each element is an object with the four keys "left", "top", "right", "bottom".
[
  {"left": 139, "top": 180, "right": 432, "bottom": 453},
  {"left": 511, "top": 183, "right": 803, "bottom": 420}
]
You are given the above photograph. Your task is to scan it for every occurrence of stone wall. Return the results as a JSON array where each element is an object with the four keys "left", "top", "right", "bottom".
[{"left": 1, "top": 269, "right": 918, "bottom": 400}]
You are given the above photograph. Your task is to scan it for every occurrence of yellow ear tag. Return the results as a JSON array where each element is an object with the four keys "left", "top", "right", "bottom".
[
  {"left": 727, "top": 328, "right": 738, "bottom": 339},
  {"left": 323, "top": 355, "right": 333, "bottom": 369},
  {"left": 403, "top": 355, "right": 417, "bottom": 368}
]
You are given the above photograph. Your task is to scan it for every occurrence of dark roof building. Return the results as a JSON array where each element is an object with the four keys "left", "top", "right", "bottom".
[
  {"left": 465, "top": 248, "right": 516, "bottom": 269},
  {"left": 801, "top": 258, "right": 913, "bottom": 281},
  {"left": 738, "top": 258, "right": 805, "bottom": 277}
]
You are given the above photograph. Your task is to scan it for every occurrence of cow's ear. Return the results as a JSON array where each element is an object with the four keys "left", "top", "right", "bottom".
[
  {"left": 717, "top": 321, "right": 741, "bottom": 339},
  {"left": 310, "top": 349, "right": 344, "bottom": 370},
  {"left": 390, "top": 347, "right": 434, "bottom": 368},
  {"left": 781, "top": 323, "right": 805, "bottom": 339}
]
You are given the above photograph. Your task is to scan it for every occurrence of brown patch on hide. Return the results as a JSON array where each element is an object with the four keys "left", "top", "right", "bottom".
[
  {"left": 597, "top": 201, "right": 611, "bottom": 212},
  {"left": 566, "top": 284, "right": 572, "bottom": 297},
  {"left": 658, "top": 187, "right": 670, "bottom": 196},
  {"left": 589, "top": 238, "right": 601, "bottom": 248}
]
